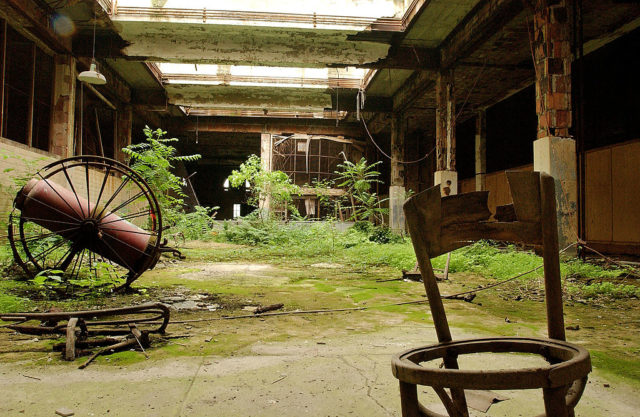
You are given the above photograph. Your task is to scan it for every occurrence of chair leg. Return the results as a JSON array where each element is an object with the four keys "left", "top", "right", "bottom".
[
  {"left": 399, "top": 381, "right": 422, "bottom": 417},
  {"left": 543, "top": 386, "right": 569, "bottom": 417}
]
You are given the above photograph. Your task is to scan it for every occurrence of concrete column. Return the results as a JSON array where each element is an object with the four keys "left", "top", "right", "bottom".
[
  {"left": 475, "top": 110, "right": 486, "bottom": 191},
  {"left": 532, "top": 0, "right": 576, "bottom": 250},
  {"left": 49, "top": 55, "right": 76, "bottom": 157},
  {"left": 389, "top": 113, "right": 405, "bottom": 234},
  {"left": 115, "top": 104, "right": 132, "bottom": 163},
  {"left": 434, "top": 68, "right": 457, "bottom": 196},
  {"left": 259, "top": 133, "right": 272, "bottom": 216}
]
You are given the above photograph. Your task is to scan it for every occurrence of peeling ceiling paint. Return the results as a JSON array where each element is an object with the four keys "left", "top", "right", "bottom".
[
  {"left": 166, "top": 84, "right": 333, "bottom": 111},
  {"left": 114, "top": 21, "right": 391, "bottom": 67}
]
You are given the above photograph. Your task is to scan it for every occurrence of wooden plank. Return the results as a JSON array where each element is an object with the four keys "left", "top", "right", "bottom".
[
  {"left": 540, "top": 173, "right": 565, "bottom": 341},
  {"left": 485, "top": 173, "right": 498, "bottom": 214},
  {"left": 506, "top": 171, "right": 541, "bottom": 223},
  {"left": 495, "top": 172, "right": 512, "bottom": 208},
  {"left": 458, "top": 178, "right": 475, "bottom": 194},
  {"left": 441, "top": 191, "right": 491, "bottom": 226},
  {"left": 65, "top": 317, "right": 78, "bottom": 361},
  {"left": 584, "top": 148, "right": 612, "bottom": 242},
  {"left": 611, "top": 142, "right": 640, "bottom": 243},
  {"left": 440, "top": 221, "right": 542, "bottom": 255}
]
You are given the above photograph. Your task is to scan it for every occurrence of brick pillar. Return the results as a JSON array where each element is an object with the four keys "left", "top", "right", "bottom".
[
  {"left": 475, "top": 110, "right": 486, "bottom": 192},
  {"left": 532, "top": 0, "right": 577, "bottom": 250},
  {"left": 434, "top": 68, "right": 457, "bottom": 196},
  {"left": 115, "top": 104, "right": 132, "bottom": 163},
  {"left": 50, "top": 55, "right": 76, "bottom": 157},
  {"left": 389, "top": 112, "right": 406, "bottom": 234}
]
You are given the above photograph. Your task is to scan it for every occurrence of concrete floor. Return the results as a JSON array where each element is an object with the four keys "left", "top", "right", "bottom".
[{"left": 0, "top": 323, "right": 637, "bottom": 417}]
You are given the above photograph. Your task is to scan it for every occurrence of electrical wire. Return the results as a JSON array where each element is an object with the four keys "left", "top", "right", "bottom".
[{"left": 361, "top": 117, "right": 435, "bottom": 164}]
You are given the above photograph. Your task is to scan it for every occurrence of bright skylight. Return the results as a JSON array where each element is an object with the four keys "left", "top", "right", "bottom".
[
  {"left": 114, "top": 0, "right": 404, "bottom": 19},
  {"left": 157, "top": 63, "right": 218, "bottom": 75},
  {"left": 158, "top": 63, "right": 368, "bottom": 88}
]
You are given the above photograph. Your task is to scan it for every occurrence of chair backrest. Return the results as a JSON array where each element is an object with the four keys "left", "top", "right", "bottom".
[{"left": 403, "top": 171, "right": 566, "bottom": 343}]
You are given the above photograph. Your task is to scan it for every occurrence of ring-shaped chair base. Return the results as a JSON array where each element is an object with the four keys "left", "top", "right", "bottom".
[{"left": 392, "top": 337, "right": 591, "bottom": 417}]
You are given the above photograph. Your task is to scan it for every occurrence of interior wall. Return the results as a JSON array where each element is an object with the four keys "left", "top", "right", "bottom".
[{"left": 585, "top": 139, "right": 640, "bottom": 245}]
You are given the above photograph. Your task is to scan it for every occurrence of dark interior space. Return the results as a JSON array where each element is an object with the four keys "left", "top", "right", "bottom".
[
  {"left": 2, "top": 25, "right": 33, "bottom": 145},
  {"left": 486, "top": 85, "right": 537, "bottom": 173},
  {"left": 405, "top": 129, "right": 435, "bottom": 192},
  {"left": 456, "top": 117, "right": 476, "bottom": 180},
  {"left": 176, "top": 131, "right": 260, "bottom": 219},
  {"left": 189, "top": 164, "right": 252, "bottom": 220},
  {"left": 577, "top": 26, "right": 640, "bottom": 151},
  {"left": 76, "top": 84, "right": 116, "bottom": 158},
  {"left": 32, "top": 48, "right": 54, "bottom": 151}
]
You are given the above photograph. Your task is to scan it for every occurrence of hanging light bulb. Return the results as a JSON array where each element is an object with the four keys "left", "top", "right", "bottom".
[{"left": 78, "top": 10, "right": 107, "bottom": 85}]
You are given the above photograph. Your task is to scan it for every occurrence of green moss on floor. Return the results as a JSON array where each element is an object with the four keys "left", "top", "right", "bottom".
[{"left": 0, "top": 239, "right": 638, "bottom": 387}]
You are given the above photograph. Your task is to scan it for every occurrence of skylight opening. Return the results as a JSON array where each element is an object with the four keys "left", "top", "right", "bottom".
[
  {"left": 158, "top": 64, "right": 368, "bottom": 89},
  {"left": 114, "top": 0, "right": 404, "bottom": 19},
  {"left": 157, "top": 63, "right": 218, "bottom": 75}
]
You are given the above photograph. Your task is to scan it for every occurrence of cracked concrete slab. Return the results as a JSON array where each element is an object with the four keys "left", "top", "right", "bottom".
[{"left": 0, "top": 324, "right": 638, "bottom": 416}]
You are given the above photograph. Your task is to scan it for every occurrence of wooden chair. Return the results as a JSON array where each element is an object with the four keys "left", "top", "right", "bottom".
[{"left": 392, "top": 171, "right": 591, "bottom": 417}]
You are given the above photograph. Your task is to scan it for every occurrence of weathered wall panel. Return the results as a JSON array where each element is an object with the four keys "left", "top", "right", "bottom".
[
  {"left": 585, "top": 148, "right": 612, "bottom": 242},
  {"left": 611, "top": 141, "right": 640, "bottom": 242}
]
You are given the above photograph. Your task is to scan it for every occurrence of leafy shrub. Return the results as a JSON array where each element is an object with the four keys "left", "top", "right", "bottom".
[
  {"left": 169, "top": 205, "right": 218, "bottom": 242},
  {"left": 123, "top": 126, "right": 216, "bottom": 244},
  {"left": 228, "top": 155, "right": 300, "bottom": 218},
  {"left": 368, "top": 226, "right": 404, "bottom": 244},
  {"left": 335, "top": 158, "right": 387, "bottom": 223}
]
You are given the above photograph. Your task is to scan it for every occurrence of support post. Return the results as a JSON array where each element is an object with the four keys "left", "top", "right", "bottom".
[
  {"left": 475, "top": 110, "right": 486, "bottom": 191},
  {"left": 0, "top": 20, "right": 6, "bottom": 138},
  {"left": 50, "top": 55, "right": 76, "bottom": 157},
  {"left": 259, "top": 133, "right": 272, "bottom": 217},
  {"left": 26, "top": 44, "right": 36, "bottom": 147},
  {"left": 115, "top": 104, "right": 132, "bottom": 163},
  {"left": 389, "top": 112, "right": 405, "bottom": 234},
  {"left": 434, "top": 69, "right": 457, "bottom": 196},
  {"left": 532, "top": 0, "right": 577, "bottom": 251}
]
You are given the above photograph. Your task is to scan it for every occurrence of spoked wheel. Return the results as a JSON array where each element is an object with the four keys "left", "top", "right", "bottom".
[{"left": 8, "top": 156, "right": 163, "bottom": 289}]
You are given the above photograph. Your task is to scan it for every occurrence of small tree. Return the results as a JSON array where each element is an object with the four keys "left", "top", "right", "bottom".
[
  {"left": 123, "top": 126, "right": 213, "bottom": 241},
  {"left": 335, "top": 157, "right": 387, "bottom": 223},
  {"left": 228, "top": 155, "right": 300, "bottom": 219}
]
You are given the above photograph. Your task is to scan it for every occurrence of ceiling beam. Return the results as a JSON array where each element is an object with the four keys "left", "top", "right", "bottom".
[
  {"left": 353, "top": 46, "right": 440, "bottom": 70},
  {"left": 392, "top": 70, "right": 435, "bottom": 112},
  {"left": 440, "top": 0, "right": 525, "bottom": 69},
  {"left": 329, "top": 90, "right": 393, "bottom": 113},
  {"left": 390, "top": 0, "right": 525, "bottom": 112},
  {"left": 73, "top": 34, "right": 129, "bottom": 58},
  {"left": 0, "top": 0, "right": 72, "bottom": 54},
  {"left": 131, "top": 88, "right": 168, "bottom": 107},
  {"left": 166, "top": 116, "right": 364, "bottom": 137}
]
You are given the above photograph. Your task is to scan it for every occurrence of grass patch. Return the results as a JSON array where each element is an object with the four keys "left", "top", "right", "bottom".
[{"left": 591, "top": 350, "right": 640, "bottom": 388}]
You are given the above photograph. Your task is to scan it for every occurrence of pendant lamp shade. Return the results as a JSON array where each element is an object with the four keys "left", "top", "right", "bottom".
[{"left": 78, "top": 61, "right": 107, "bottom": 85}]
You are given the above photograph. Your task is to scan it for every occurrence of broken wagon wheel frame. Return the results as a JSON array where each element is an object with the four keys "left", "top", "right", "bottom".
[
  {"left": 0, "top": 302, "right": 171, "bottom": 337},
  {"left": 7, "top": 155, "right": 175, "bottom": 288}
]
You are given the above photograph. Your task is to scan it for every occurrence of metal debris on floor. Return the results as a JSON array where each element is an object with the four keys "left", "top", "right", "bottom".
[{"left": 0, "top": 303, "right": 170, "bottom": 368}]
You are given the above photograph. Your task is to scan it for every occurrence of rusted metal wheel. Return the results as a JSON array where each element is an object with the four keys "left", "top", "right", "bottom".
[{"left": 8, "top": 155, "right": 163, "bottom": 288}]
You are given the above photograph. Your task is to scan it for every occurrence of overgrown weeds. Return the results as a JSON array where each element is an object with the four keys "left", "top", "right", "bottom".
[{"left": 215, "top": 221, "right": 636, "bottom": 301}]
